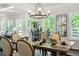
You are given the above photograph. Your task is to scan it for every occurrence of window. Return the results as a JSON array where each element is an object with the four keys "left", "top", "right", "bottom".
[
  {"left": 43, "top": 17, "right": 49, "bottom": 32},
  {"left": 16, "top": 19, "right": 24, "bottom": 36},
  {"left": 28, "top": 16, "right": 55, "bottom": 33},
  {"left": 70, "top": 12, "right": 79, "bottom": 39},
  {"left": 43, "top": 16, "right": 55, "bottom": 32},
  {"left": 0, "top": 17, "right": 7, "bottom": 33},
  {"left": 28, "top": 17, "right": 35, "bottom": 30},
  {"left": 8, "top": 19, "right": 14, "bottom": 33},
  {"left": 49, "top": 16, "right": 55, "bottom": 32}
]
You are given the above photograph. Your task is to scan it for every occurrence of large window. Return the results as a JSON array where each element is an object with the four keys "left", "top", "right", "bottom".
[
  {"left": 8, "top": 19, "right": 14, "bottom": 33},
  {"left": 43, "top": 16, "right": 55, "bottom": 32},
  {"left": 16, "top": 19, "right": 24, "bottom": 36},
  {"left": 43, "top": 17, "right": 49, "bottom": 32},
  {"left": 28, "top": 17, "right": 35, "bottom": 30},
  {"left": 0, "top": 17, "right": 7, "bottom": 33},
  {"left": 70, "top": 12, "right": 79, "bottom": 39},
  {"left": 28, "top": 16, "right": 55, "bottom": 33},
  {"left": 49, "top": 16, "right": 55, "bottom": 32}
]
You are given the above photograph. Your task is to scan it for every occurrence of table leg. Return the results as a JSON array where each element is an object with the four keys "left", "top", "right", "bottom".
[
  {"left": 51, "top": 51, "right": 57, "bottom": 56},
  {"left": 42, "top": 50, "right": 47, "bottom": 56},
  {"left": 0, "top": 47, "right": 3, "bottom": 52}
]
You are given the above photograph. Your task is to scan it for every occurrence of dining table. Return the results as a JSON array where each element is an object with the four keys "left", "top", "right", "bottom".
[
  {"left": 27, "top": 40, "right": 70, "bottom": 56},
  {"left": 6, "top": 34, "right": 71, "bottom": 56},
  {"left": 70, "top": 41, "right": 79, "bottom": 51}
]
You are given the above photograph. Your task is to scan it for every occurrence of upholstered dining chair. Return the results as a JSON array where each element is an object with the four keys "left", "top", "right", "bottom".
[
  {"left": 11, "top": 32, "right": 20, "bottom": 43},
  {"left": 40, "top": 32, "right": 48, "bottom": 56},
  {"left": 17, "top": 40, "right": 34, "bottom": 56},
  {"left": 51, "top": 33, "right": 61, "bottom": 56},
  {"left": 11, "top": 32, "right": 21, "bottom": 50},
  {"left": 51, "top": 32, "right": 60, "bottom": 43},
  {"left": 1, "top": 37, "right": 13, "bottom": 56},
  {"left": 22, "top": 37, "right": 28, "bottom": 41},
  {"left": 40, "top": 32, "right": 48, "bottom": 42}
]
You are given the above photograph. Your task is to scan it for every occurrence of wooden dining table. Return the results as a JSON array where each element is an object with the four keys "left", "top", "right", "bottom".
[
  {"left": 27, "top": 40, "right": 70, "bottom": 56},
  {"left": 70, "top": 41, "right": 79, "bottom": 51}
]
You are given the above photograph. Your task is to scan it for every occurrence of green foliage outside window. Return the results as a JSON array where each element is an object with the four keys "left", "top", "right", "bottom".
[
  {"left": 71, "top": 14, "right": 79, "bottom": 27},
  {"left": 49, "top": 16, "right": 54, "bottom": 32},
  {"left": 28, "top": 16, "right": 55, "bottom": 32},
  {"left": 28, "top": 17, "right": 35, "bottom": 30},
  {"left": 43, "top": 16, "right": 54, "bottom": 32},
  {"left": 43, "top": 17, "right": 49, "bottom": 32},
  {"left": 71, "top": 12, "right": 79, "bottom": 38}
]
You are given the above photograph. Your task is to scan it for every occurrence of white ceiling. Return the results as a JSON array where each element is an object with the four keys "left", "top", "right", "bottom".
[
  {"left": 0, "top": 3, "right": 62, "bottom": 13},
  {"left": 0, "top": 3, "right": 79, "bottom": 16}
]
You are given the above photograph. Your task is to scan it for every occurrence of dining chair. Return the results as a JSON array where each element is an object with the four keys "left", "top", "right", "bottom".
[
  {"left": 11, "top": 32, "right": 20, "bottom": 50},
  {"left": 1, "top": 37, "right": 13, "bottom": 56},
  {"left": 17, "top": 40, "right": 34, "bottom": 56},
  {"left": 22, "top": 37, "right": 28, "bottom": 41},
  {"left": 11, "top": 32, "right": 20, "bottom": 43},
  {"left": 40, "top": 32, "right": 48, "bottom": 42},
  {"left": 40, "top": 32, "right": 48, "bottom": 56},
  {"left": 51, "top": 32, "right": 60, "bottom": 43},
  {"left": 51, "top": 33, "right": 60, "bottom": 56}
]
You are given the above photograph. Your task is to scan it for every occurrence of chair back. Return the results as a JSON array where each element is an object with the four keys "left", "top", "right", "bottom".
[
  {"left": 17, "top": 40, "right": 34, "bottom": 56},
  {"left": 1, "top": 37, "right": 13, "bottom": 56},
  {"left": 22, "top": 37, "right": 28, "bottom": 41},
  {"left": 51, "top": 33, "right": 60, "bottom": 42},
  {"left": 12, "top": 33, "right": 20, "bottom": 42},
  {"left": 41, "top": 32, "right": 48, "bottom": 41}
]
